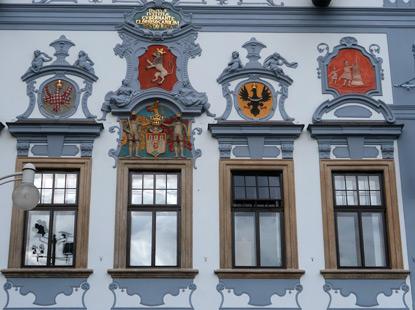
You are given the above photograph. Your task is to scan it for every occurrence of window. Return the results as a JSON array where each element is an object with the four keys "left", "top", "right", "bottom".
[
  {"left": 232, "top": 172, "right": 283, "bottom": 268},
  {"left": 2, "top": 158, "right": 92, "bottom": 278},
  {"left": 320, "top": 160, "right": 409, "bottom": 279},
  {"left": 24, "top": 171, "right": 79, "bottom": 267},
  {"left": 109, "top": 159, "right": 197, "bottom": 278},
  {"left": 333, "top": 173, "right": 387, "bottom": 268},
  {"left": 216, "top": 159, "right": 303, "bottom": 279},
  {"left": 128, "top": 172, "right": 180, "bottom": 267}
]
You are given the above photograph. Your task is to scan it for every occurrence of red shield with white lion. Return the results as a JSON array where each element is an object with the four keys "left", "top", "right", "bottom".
[{"left": 138, "top": 45, "right": 178, "bottom": 91}]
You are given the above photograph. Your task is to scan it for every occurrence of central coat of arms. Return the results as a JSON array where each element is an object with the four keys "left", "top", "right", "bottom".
[{"left": 120, "top": 100, "right": 192, "bottom": 158}]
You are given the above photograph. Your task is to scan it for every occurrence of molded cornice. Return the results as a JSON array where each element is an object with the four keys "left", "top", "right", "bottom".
[{"left": 1, "top": 4, "right": 415, "bottom": 31}]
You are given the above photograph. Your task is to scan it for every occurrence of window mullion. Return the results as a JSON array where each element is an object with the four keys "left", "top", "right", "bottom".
[
  {"left": 255, "top": 211, "right": 261, "bottom": 268},
  {"left": 357, "top": 210, "right": 365, "bottom": 268},
  {"left": 47, "top": 210, "right": 54, "bottom": 267},
  {"left": 151, "top": 210, "right": 156, "bottom": 267}
]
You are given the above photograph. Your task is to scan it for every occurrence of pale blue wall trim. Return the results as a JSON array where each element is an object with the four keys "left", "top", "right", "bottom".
[
  {"left": 3, "top": 5, "right": 415, "bottom": 32},
  {"left": 4, "top": 279, "right": 89, "bottom": 309},
  {"left": 208, "top": 122, "right": 303, "bottom": 159},
  {"left": 308, "top": 123, "right": 403, "bottom": 159},
  {"left": 109, "top": 279, "right": 196, "bottom": 310},
  {"left": 334, "top": 106, "right": 373, "bottom": 118},
  {"left": 7, "top": 120, "right": 103, "bottom": 157},
  {"left": 323, "top": 280, "right": 409, "bottom": 309},
  {"left": 313, "top": 95, "right": 395, "bottom": 124},
  {"left": 391, "top": 105, "right": 415, "bottom": 120},
  {"left": 217, "top": 279, "right": 302, "bottom": 310}
]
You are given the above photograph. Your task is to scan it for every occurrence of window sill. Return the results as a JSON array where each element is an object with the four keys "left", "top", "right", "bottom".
[
  {"left": 1, "top": 268, "right": 93, "bottom": 278},
  {"left": 107, "top": 268, "right": 199, "bottom": 279},
  {"left": 321, "top": 269, "right": 410, "bottom": 279},
  {"left": 215, "top": 269, "right": 305, "bottom": 279}
]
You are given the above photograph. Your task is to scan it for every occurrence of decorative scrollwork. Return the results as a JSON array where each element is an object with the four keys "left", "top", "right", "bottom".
[{"left": 369, "top": 44, "right": 381, "bottom": 55}]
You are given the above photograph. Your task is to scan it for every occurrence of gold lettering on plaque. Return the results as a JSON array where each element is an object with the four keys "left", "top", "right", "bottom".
[{"left": 135, "top": 9, "right": 180, "bottom": 30}]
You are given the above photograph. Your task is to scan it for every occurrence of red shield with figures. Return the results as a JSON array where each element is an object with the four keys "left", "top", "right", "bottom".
[
  {"left": 146, "top": 132, "right": 167, "bottom": 157},
  {"left": 327, "top": 49, "right": 376, "bottom": 95},
  {"left": 138, "top": 45, "right": 178, "bottom": 91}
]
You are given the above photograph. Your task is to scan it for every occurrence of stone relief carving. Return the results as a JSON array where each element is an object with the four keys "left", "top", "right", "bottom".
[
  {"left": 317, "top": 36, "right": 384, "bottom": 98},
  {"left": 98, "top": 1, "right": 213, "bottom": 121},
  {"left": 19, "top": 35, "right": 98, "bottom": 120},
  {"left": 216, "top": 37, "right": 298, "bottom": 122}
]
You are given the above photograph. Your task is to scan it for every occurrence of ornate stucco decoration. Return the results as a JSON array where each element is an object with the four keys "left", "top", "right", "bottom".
[
  {"left": 20, "top": 35, "right": 98, "bottom": 120},
  {"left": 8, "top": 35, "right": 103, "bottom": 157},
  {"left": 102, "top": 1, "right": 206, "bottom": 168},
  {"left": 216, "top": 37, "right": 298, "bottom": 122},
  {"left": 312, "top": 37, "right": 401, "bottom": 160},
  {"left": 317, "top": 36, "right": 384, "bottom": 98},
  {"left": 108, "top": 99, "right": 202, "bottom": 168},
  {"left": 98, "top": 0, "right": 214, "bottom": 121}
]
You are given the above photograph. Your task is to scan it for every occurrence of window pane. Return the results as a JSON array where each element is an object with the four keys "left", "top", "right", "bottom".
[
  {"left": 358, "top": 176, "right": 369, "bottom": 191},
  {"left": 54, "top": 174, "right": 66, "bottom": 188},
  {"left": 362, "top": 213, "right": 387, "bottom": 267},
  {"left": 166, "top": 190, "right": 177, "bottom": 205},
  {"left": 167, "top": 175, "right": 177, "bottom": 189},
  {"left": 359, "top": 190, "right": 370, "bottom": 206},
  {"left": 25, "top": 211, "right": 50, "bottom": 266},
  {"left": 65, "top": 189, "right": 77, "bottom": 204},
  {"left": 54, "top": 189, "right": 65, "bottom": 204},
  {"left": 234, "top": 175, "right": 245, "bottom": 187},
  {"left": 370, "top": 191, "right": 382, "bottom": 206},
  {"left": 156, "top": 175, "right": 166, "bottom": 189},
  {"left": 131, "top": 190, "right": 142, "bottom": 204},
  {"left": 334, "top": 176, "right": 345, "bottom": 190},
  {"left": 234, "top": 212, "right": 256, "bottom": 266},
  {"left": 42, "top": 174, "right": 53, "bottom": 188},
  {"left": 369, "top": 176, "right": 380, "bottom": 190},
  {"left": 258, "top": 187, "right": 269, "bottom": 200},
  {"left": 270, "top": 187, "right": 281, "bottom": 200},
  {"left": 335, "top": 190, "right": 347, "bottom": 205},
  {"left": 257, "top": 176, "right": 268, "bottom": 187},
  {"left": 246, "top": 176, "right": 256, "bottom": 187},
  {"left": 131, "top": 174, "right": 142, "bottom": 189},
  {"left": 130, "top": 212, "right": 152, "bottom": 266},
  {"left": 269, "top": 176, "right": 280, "bottom": 187},
  {"left": 34, "top": 174, "right": 42, "bottom": 188},
  {"left": 143, "top": 174, "right": 154, "bottom": 189},
  {"left": 260, "top": 212, "right": 282, "bottom": 267},
  {"left": 345, "top": 176, "right": 357, "bottom": 190},
  {"left": 234, "top": 187, "right": 245, "bottom": 200},
  {"left": 337, "top": 212, "right": 361, "bottom": 267},
  {"left": 246, "top": 187, "right": 257, "bottom": 200},
  {"left": 155, "top": 190, "right": 166, "bottom": 204},
  {"left": 53, "top": 211, "right": 76, "bottom": 266},
  {"left": 155, "top": 212, "right": 177, "bottom": 266},
  {"left": 143, "top": 190, "right": 154, "bottom": 204},
  {"left": 41, "top": 189, "right": 53, "bottom": 204},
  {"left": 66, "top": 174, "right": 77, "bottom": 188},
  {"left": 346, "top": 191, "right": 358, "bottom": 205}
]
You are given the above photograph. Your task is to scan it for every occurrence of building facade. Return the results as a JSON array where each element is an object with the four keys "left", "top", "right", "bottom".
[{"left": 0, "top": 1, "right": 415, "bottom": 309}]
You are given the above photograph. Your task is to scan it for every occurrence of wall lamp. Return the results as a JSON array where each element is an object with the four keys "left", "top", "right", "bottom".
[
  {"left": 0, "top": 163, "right": 40, "bottom": 211},
  {"left": 312, "top": 0, "right": 331, "bottom": 6}
]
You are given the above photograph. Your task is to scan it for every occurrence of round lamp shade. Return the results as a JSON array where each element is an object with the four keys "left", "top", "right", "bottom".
[{"left": 12, "top": 182, "right": 40, "bottom": 211}]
